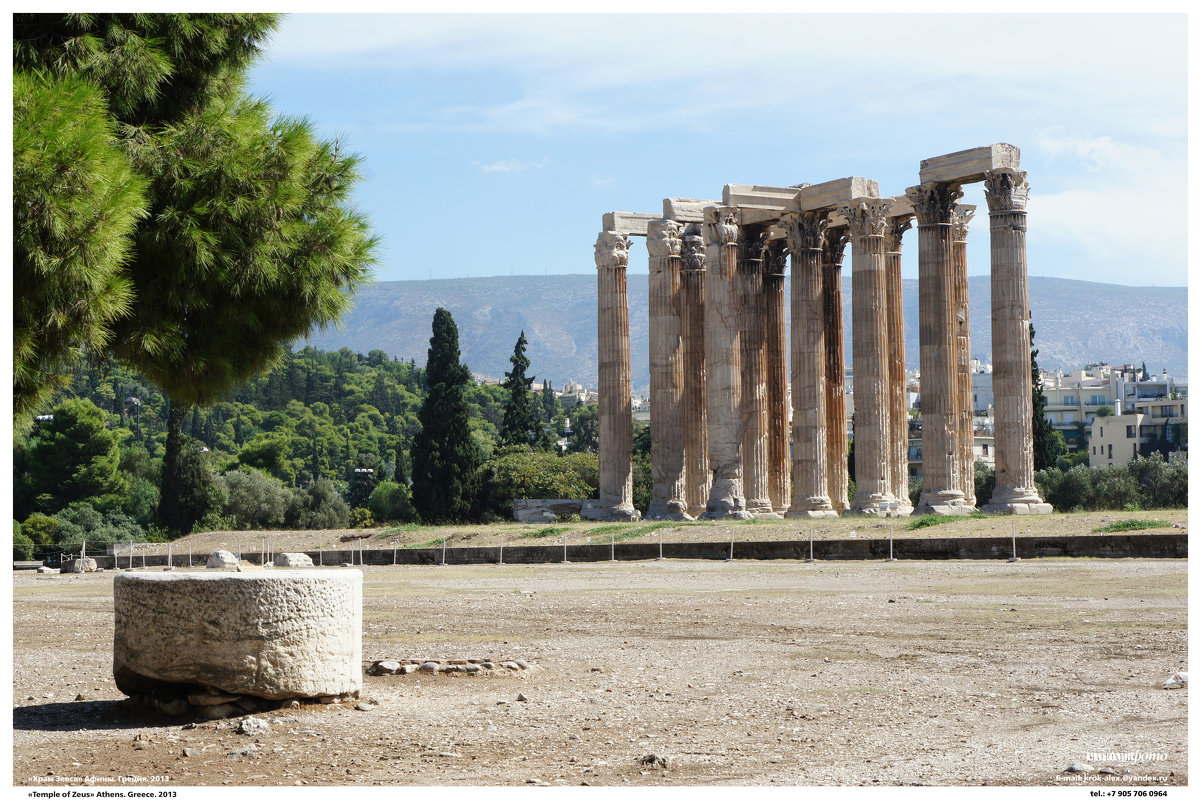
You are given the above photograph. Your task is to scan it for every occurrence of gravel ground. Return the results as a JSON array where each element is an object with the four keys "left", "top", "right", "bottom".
[{"left": 11, "top": 555, "right": 1187, "bottom": 788}]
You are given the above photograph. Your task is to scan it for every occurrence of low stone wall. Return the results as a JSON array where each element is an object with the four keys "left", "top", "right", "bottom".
[{"left": 43, "top": 534, "right": 1186, "bottom": 571}]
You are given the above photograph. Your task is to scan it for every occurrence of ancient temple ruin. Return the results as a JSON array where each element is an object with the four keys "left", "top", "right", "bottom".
[{"left": 591, "top": 144, "right": 1053, "bottom": 521}]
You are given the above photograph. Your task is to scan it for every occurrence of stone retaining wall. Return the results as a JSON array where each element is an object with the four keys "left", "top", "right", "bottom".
[{"left": 50, "top": 533, "right": 1186, "bottom": 570}]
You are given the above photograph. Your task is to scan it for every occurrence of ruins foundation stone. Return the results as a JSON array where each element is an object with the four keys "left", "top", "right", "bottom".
[{"left": 113, "top": 569, "right": 362, "bottom": 701}]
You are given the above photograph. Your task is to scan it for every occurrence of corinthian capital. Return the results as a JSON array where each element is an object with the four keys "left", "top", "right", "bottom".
[
  {"left": 839, "top": 198, "right": 892, "bottom": 240},
  {"left": 821, "top": 226, "right": 850, "bottom": 267},
  {"left": 781, "top": 210, "right": 829, "bottom": 255},
  {"left": 884, "top": 215, "right": 913, "bottom": 253},
  {"left": 681, "top": 233, "right": 706, "bottom": 272},
  {"left": 594, "top": 230, "right": 630, "bottom": 270},
  {"left": 983, "top": 168, "right": 1030, "bottom": 213},
  {"left": 949, "top": 204, "right": 976, "bottom": 242},
  {"left": 905, "top": 182, "right": 964, "bottom": 225},
  {"left": 765, "top": 240, "right": 788, "bottom": 278},
  {"left": 703, "top": 206, "right": 739, "bottom": 246},
  {"left": 646, "top": 219, "right": 683, "bottom": 258}
]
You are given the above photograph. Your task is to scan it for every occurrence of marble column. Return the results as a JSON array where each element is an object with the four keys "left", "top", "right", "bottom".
[
  {"left": 844, "top": 199, "right": 895, "bottom": 516},
  {"left": 764, "top": 239, "right": 791, "bottom": 514},
  {"left": 885, "top": 215, "right": 914, "bottom": 514},
  {"left": 703, "top": 207, "right": 750, "bottom": 519},
  {"left": 783, "top": 211, "right": 836, "bottom": 518},
  {"left": 822, "top": 226, "right": 851, "bottom": 514},
  {"left": 679, "top": 226, "right": 711, "bottom": 518},
  {"left": 951, "top": 205, "right": 977, "bottom": 507},
  {"left": 594, "top": 230, "right": 639, "bottom": 521},
  {"left": 738, "top": 226, "right": 776, "bottom": 517},
  {"left": 981, "top": 169, "right": 1053, "bottom": 514},
  {"left": 646, "top": 219, "right": 692, "bottom": 520},
  {"left": 906, "top": 182, "right": 972, "bottom": 515}
]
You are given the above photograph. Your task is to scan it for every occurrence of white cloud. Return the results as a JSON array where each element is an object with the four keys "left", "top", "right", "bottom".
[
  {"left": 479, "top": 157, "right": 548, "bottom": 173},
  {"left": 1027, "top": 132, "right": 1186, "bottom": 284},
  {"left": 589, "top": 175, "right": 616, "bottom": 187}
]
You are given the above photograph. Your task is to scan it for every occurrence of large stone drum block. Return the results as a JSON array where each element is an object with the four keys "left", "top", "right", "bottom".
[{"left": 113, "top": 570, "right": 362, "bottom": 700}]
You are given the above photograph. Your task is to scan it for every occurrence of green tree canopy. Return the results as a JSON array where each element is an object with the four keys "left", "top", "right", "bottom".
[
  {"left": 411, "top": 309, "right": 482, "bottom": 523},
  {"left": 500, "top": 331, "right": 545, "bottom": 448},
  {"left": 24, "top": 398, "right": 127, "bottom": 513}
]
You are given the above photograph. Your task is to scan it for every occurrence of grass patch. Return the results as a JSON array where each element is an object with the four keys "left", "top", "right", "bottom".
[
  {"left": 402, "top": 536, "right": 448, "bottom": 549},
  {"left": 906, "top": 511, "right": 987, "bottom": 530},
  {"left": 381, "top": 523, "right": 437, "bottom": 536},
  {"left": 520, "top": 525, "right": 571, "bottom": 540},
  {"left": 1092, "top": 519, "right": 1173, "bottom": 533},
  {"left": 588, "top": 523, "right": 631, "bottom": 537}
]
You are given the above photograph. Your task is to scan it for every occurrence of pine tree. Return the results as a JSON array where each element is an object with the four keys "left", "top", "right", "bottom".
[
  {"left": 540, "top": 378, "right": 559, "bottom": 424},
  {"left": 1030, "top": 322, "right": 1066, "bottom": 471},
  {"left": 500, "top": 331, "right": 543, "bottom": 448},
  {"left": 24, "top": 398, "right": 127, "bottom": 513},
  {"left": 411, "top": 309, "right": 482, "bottom": 523}
]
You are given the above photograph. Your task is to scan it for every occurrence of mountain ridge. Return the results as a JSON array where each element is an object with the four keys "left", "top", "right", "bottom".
[{"left": 302, "top": 275, "right": 1187, "bottom": 392}]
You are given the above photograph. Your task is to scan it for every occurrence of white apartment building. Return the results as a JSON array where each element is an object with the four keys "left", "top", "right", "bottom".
[{"left": 1089, "top": 396, "right": 1188, "bottom": 467}]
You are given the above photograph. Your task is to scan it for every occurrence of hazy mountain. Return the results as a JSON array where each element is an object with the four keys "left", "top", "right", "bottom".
[{"left": 303, "top": 275, "right": 1187, "bottom": 392}]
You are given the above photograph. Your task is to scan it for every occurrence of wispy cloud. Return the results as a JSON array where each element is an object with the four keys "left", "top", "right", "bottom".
[
  {"left": 589, "top": 175, "right": 616, "bottom": 187},
  {"left": 478, "top": 157, "right": 548, "bottom": 173}
]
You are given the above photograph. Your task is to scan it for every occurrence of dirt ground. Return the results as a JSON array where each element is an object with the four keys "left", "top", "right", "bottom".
[
  {"left": 11, "top": 547, "right": 1187, "bottom": 787},
  {"left": 108, "top": 508, "right": 1188, "bottom": 560}
]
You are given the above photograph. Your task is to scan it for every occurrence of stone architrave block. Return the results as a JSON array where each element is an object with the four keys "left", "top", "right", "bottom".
[
  {"left": 274, "top": 552, "right": 314, "bottom": 567},
  {"left": 919, "top": 143, "right": 1021, "bottom": 185},
  {"left": 113, "top": 570, "right": 362, "bottom": 700},
  {"left": 722, "top": 183, "right": 802, "bottom": 210},
  {"left": 601, "top": 212, "right": 660, "bottom": 238},
  {"left": 206, "top": 550, "right": 238, "bottom": 569},
  {"left": 662, "top": 198, "right": 717, "bottom": 222},
  {"left": 885, "top": 195, "right": 914, "bottom": 218},
  {"left": 795, "top": 177, "right": 880, "bottom": 211}
]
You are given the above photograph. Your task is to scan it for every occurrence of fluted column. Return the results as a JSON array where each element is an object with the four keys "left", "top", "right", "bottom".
[
  {"left": 703, "top": 207, "right": 750, "bottom": 519},
  {"left": 907, "top": 181, "right": 971, "bottom": 515},
  {"left": 822, "top": 227, "right": 850, "bottom": 514},
  {"left": 680, "top": 227, "right": 710, "bottom": 517},
  {"left": 595, "top": 230, "right": 639, "bottom": 521},
  {"left": 739, "top": 226, "right": 777, "bottom": 517},
  {"left": 844, "top": 199, "right": 895, "bottom": 516},
  {"left": 764, "top": 240, "right": 790, "bottom": 514},
  {"left": 951, "top": 205, "right": 977, "bottom": 508},
  {"left": 647, "top": 220, "right": 692, "bottom": 520},
  {"left": 982, "top": 169, "right": 1053, "bottom": 514},
  {"left": 783, "top": 212, "right": 836, "bottom": 518},
  {"left": 884, "top": 215, "right": 914, "bottom": 514}
]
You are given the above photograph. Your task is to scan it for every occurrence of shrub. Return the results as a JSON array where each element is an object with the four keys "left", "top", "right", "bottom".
[
  {"left": 908, "top": 477, "right": 922, "bottom": 509},
  {"left": 14, "top": 529, "right": 35, "bottom": 561},
  {"left": 21, "top": 513, "right": 60, "bottom": 546},
  {"left": 52, "top": 503, "right": 146, "bottom": 546},
  {"left": 286, "top": 478, "right": 350, "bottom": 530},
  {"left": 217, "top": 468, "right": 291, "bottom": 529},
  {"left": 477, "top": 449, "right": 599, "bottom": 519},
  {"left": 349, "top": 507, "right": 374, "bottom": 528},
  {"left": 973, "top": 462, "right": 995, "bottom": 506},
  {"left": 122, "top": 476, "right": 160, "bottom": 526},
  {"left": 367, "top": 481, "right": 415, "bottom": 523}
]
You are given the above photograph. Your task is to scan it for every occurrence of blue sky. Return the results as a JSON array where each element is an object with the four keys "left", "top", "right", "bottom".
[{"left": 246, "top": 12, "right": 1187, "bottom": 287}]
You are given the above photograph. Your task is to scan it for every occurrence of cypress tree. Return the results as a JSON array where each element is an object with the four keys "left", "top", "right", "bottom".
[
  {"left": 1030, "top": 322, "right": 1066, "bottom": 470},
  {"left": 500, "top": 331, "right": 543, "bottom": 448},
  {"left": 411, "top": 309, "right": 482, "bottom": 523}
]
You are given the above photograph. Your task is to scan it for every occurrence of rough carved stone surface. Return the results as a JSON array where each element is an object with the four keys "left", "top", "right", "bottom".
[
  {"left": 983, "top": 169, "right": 1030, "bottom": 213},
  {"left": 206, "top": 550, "right": 238, "bottom": 569},
  {"left": 646, "top": 219, "right": 683, "bottom": 258},
  {"left": 594, "top": 231, "right": 630, "bottom": 269},
  {"left": 113, "top": 570, "right": 363, "bottom": 700},
  {"left": 274, "top": 552, "right": 314, "bottom": 567},
  {"left": 906, "top": 182, "right": 964, "bottom": 226},
  {"left": 62, "top": 557, "right": 98, "bottom": 573}
]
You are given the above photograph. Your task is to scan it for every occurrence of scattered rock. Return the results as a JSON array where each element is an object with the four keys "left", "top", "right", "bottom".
[
  {"left": 36, "top": 567, "right": 58, "bottom": 574},
  {"left": 226, "top": 746, "right": 259, "bottom": 758},
  {"left": 1066, "top": 762, "right": 1093, "bottom": 774},
  {"left": 569, "top": 734, "right": 580, "bottom": 740},
  {"left": 419, "top": 662, "right": 439, "bottom": 673},
  {"left": 1162, "top": 671, "right": 1188, "bottom": 689},
  {"left": 482, "top": 662, "right": 495, "bottom": 670},
  {"left": 61, "top": 557, "right": 99, "bottom": 574},
  {"left": 274, "top": 552, "right": 314, "bottom": 568},
  {"left": 465, "top": 664, "right": 481, "bottom": 674},
  {"left": 370, "top": 661, "right": 402, "bottom": 675},
  {"left": 153, "top": 698, "right": 189, "bottom": 717},
  {"left": 516, "top": 693, "right": 528, "bottom": 703},
  {"left": 355, "top": 702, "right": 375, "bottom": 711},
  {"left": 199, "top": 703, "right": 237, "bottom": 720},
  {"left": 340, "top": 563, "right": 353, "bottom": 568},
  {"left": 237, "top": 717, "right": 271, "bottom": 735},
  {"left": 640, "top": 753, "right": 671, "bottom": 769},
  {"left": 287, "top": 700, "right": 301, "bottom": 710},
  {"left": 516, "top": 659, "right": 529, "bottom": 669},
  {"left": 205, "top": 550, "right": 238, "bottom": 569},
  {"left": 75, "top": 693, "right": 86, "bottom": 701},
  {"left": 1098, "top": 767, "right": 1120, "bottom": 775},
  {"left": 181, "top": 748, "right": 198, "bottom": 758}
]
